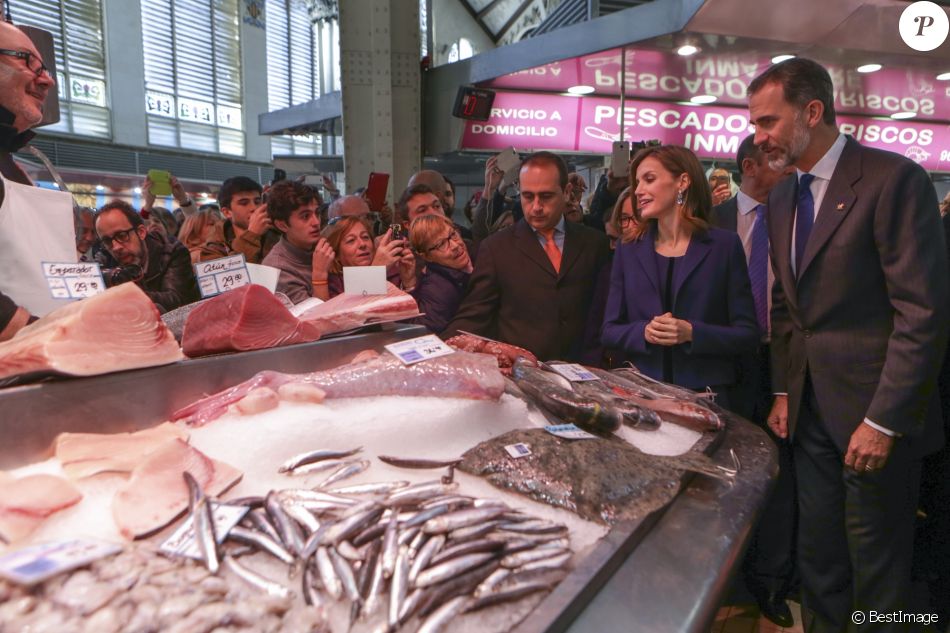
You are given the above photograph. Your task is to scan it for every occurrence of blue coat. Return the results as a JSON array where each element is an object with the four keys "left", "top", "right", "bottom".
[
  {"left": 602, "top": 224, "right": 759, "bottom": 389},
  {"left": 411, "top": 262, "right": 471, "bottom": 335}
]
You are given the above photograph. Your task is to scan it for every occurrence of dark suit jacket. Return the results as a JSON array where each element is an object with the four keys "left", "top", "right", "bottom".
[
  {"left": 446, "top": 218, "right": 610, "bottom": 361},
  {"left": 709, "top": 196, "right": 739, "bottom": 233},
  {"left": 602, "top": 224, "right": 760, "bottom": 390},
  {"left": 768, "top": 136, "right": 949, "bottom": 455}
]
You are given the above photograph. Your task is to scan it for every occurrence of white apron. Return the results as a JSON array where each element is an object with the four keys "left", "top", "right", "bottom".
[{"left": 0, "top": 173, "right": 77, "bottom": 316}]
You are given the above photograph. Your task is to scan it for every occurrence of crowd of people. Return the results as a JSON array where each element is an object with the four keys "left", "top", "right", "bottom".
[{"left": 1, "top": 20, "right": 949, "bottom": 631}]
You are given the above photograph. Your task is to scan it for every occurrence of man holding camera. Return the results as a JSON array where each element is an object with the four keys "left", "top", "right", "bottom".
[{"left": 95, "top": 200, "right": 199, "bottom": 313}]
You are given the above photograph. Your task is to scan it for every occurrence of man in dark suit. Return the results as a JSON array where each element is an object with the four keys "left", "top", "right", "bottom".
[
  {"left": 749, "top": 58, "right": 949, "bottom": 632},
  {"left": 711, "top": 134, "right": 797, "bottom": 627},
  {"left": 446, "top": 151, "right": 610, "bottom": 361}
]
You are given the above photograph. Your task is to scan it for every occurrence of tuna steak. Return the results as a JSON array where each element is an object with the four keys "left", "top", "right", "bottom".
[
  {"left": 0, "top": 283, "right": 183, "bottom": 384},
  {"left": 181, "top": 284, "right": 321, "bottom": 357},
  {"left": 296, "top": 282, "right": 420, "bottom": 335},
  {"left": 172, "top": 350, "right": 506, "bottom": 426}
]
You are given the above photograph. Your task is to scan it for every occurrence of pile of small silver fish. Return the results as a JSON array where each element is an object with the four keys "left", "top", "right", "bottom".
[
  {"left": 0, "top": 545, "right": 327, "bottom": 633},
  {"left": 186, "top": 446, "right": 573, "bottom": 633}
]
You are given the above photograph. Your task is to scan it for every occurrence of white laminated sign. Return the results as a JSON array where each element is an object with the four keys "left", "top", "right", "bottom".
[
  {"left": 385, "top": 334, "right": 455, "bottom": 365},
  {"left": 42, "top": 261, "right": 106, "bottom": 300},
  {"left": 194, "top": 254, "right": 251, "bottom": 298}
]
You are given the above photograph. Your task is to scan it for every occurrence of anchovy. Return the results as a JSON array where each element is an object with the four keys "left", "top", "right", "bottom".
[
  {"left": 398, "top": 526, "right": 420, "bottom": 546},
  {"left": 280, "top": 501, "right": 320, "bottom": 534},
  {"left": 329, "top": 547, "right": 361, "bottom": 602},
  {"left": 328, "top": 481, "right": 409, "bottom": 495},
  {"left": 363, "top": 540, "right": 386, "bottom": 618},
  {"left": 265, "top": 491, "right": 304, "bottom": 556},
  {"left": 337, "top": 539, "right": 362, "bottom": 561},
  {"left": 357, "top": 540, "right": 381, "bottom": 603},
  {"left": 416, "top": 560, "right": 500, "bottom": 618},
  {"left": 503, "top": 537, "right": 569, "bottom": 555},
  {"left": 322, "top": 504, "right": 384, "bottom": 546},
  {"left": 399, "top": 588, "right": 427, "bottom": 624},
  {"left": 429, "top": 538, "right": 505, "bottom": 567},
  {"left": 467, "top": 581, "right": 551, "bottom": 612},
  {"left": 414, "top": 552, "right": 498, "bottom": 588},
  {"left": 417, "top": 595, "right": 470, "bottom": 633},
  {"left": 319, "top": 459, "right": 370, "bottom": 488},
  {"left": 278, "top": 446, "right": 363, "bottom": 473},
  {"left": 243, "top": 508, "right": 282, "bottom": 544},
  {"left": 222, "top": 555, "right": 294, "bottom": 600},
  {"left": 353, "top": 522, "right": 387, "bottom": 547},
  {"left": 386, "top": 481, "right": 459, "bottom": 506},
  {"left": 419, "top": 494, "right": 473, "bottom": 510},
  {"left": 501, "top": 545, "right": 570, "bottom": 568},
  {"left": 408, "top": 534, "right": 445, "bottom": 585},
  {"left": 422, "top": 506, "right": 510, "bottom": 535},
  {"left": 224, "top": 495, "right": 265, "bottom": 508},
  {"left": 448, "top": 520, "right": 503, "bottom": 543},
  {"left": 408, "top": 529, "right": 428, "bottom": 556},
  {"left": 381, "top": 513, "right": 399, "bottom": 578},
  {"left": 302, "top": 560, "right": 324, "bottom": 607},
  {"left": 518, "top": 550, "right": 571, "bottom": 572},
  {"left": 511, "top": 358, "right": 622, "bottom": 433},
  {"left": 282, "top": 457, "right": 355, "bottom": 476},
  {"left": 402, "top": 503, "right": 454, "bottom": 529},
  {"left": 315, "top": 546, "right": 342, "bottom": 600},
  {"left": 226, "top": 525, "right": 295, "bottom": 565},
  {"left": 389, "top": 545, "right": 410, "bottom": 628},
  {"left": 497, "top": 519, "right": 568, "bottom": 535},
  {"left": 474, "top": 567, "right": 512, "bottom": 597},
  {"left": 277, "top": 489, "right": 358, "bottom": 505},
  {"left": 183, "top": 472, "right": 219, "bottom": 574},
  {"left": 378, "top": 455, "right": 463, "bottom": 469}
]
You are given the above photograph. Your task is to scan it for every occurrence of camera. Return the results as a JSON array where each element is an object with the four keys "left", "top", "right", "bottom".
[
  {"left": 390, "top": 223, "right": 404, "bottom": 241},
  {"left": 101, "top": 265, "right": 144, "bottom": 287}
]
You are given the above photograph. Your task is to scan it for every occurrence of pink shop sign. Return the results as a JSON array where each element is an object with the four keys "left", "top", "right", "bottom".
[{"left": 461, "top": 92, "right": 950, "bottom": 172}]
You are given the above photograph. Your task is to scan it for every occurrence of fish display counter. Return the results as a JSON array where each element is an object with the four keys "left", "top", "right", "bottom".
[{"left": 0, "top": 324, "right": 777, "bottom": 632}]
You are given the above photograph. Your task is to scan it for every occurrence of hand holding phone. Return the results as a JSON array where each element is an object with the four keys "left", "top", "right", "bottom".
[
  {"left": 611, "top": 141, "right": 631, "bottom": 173},
  {"left": 147, "top": 169, "right": 172, "bottom": 196},
  {"left": 366, "top": 172, "right": 390, "bottom": 213}
]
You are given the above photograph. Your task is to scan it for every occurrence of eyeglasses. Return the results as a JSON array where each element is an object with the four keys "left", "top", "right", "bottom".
[
  {"left": 427, "top": 230, "right": 461, "bottom": 254},
  {"left": 100, "top": 228, "right": 138, "bottom": 250},
  {"left": 619, "top": 215, "right": 635, "bottom": 227},
  {"left": 0, "top": 49, "right": 50, "bottom": 78}
]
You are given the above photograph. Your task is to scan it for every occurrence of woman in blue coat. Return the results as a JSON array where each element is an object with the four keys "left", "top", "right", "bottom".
[
  {"left": 602, "top": 145, "right": 759, "bottom": 405},
  {"left": 408, "top": 214, "right": 473, "bottom": 335}
]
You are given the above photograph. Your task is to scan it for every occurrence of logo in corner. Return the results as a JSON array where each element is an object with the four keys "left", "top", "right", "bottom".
[{"left": 899, "top": 1, "right": 949, "bottom": 51}]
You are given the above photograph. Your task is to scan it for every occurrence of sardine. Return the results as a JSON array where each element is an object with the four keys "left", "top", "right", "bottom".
[
  {"left": 226, "top": 525, "right": 295, "bottom": 565},
  {"left": 429, "top": 538, "right": 505, "bottom": 567},
  {"left": 222, "top": 555, "right": 294, "bottom": 600},
  {"left": 414, "top": 552, "right": 498, "bottom": 588},
  {"left": 329, "top": 547, "right": 360, "bottom": 602},
  {"left": 511, "top": 358, "right": 622, "bottom": 433},
  {"left": 448, "top": 520, "right": 502, "bottom": 542},
  {"left": 419, "top": 494, "right": 473, "bottom": 509},
  {"left": 501, "top": 545, "right": 570, "bottom": 568},
  {"left": 378, "top": 455, "right": 463, "bottom": 469},
  {"left": 278, "top": 446, "right": 363, "bottom": 473},
  {"left": 328, "top": 480, "right": 409, "bottom": 495},
  {"left": 498, "top": 519, "right": 568, "bottom": 535},
  {"left": 408, "top": 534, "right": 445, "bottom": 585},
  {"left": 417, "top": 595, "right": 470, "bottom": 633},
  {"left": 315, "top": 546, "right": 342, "bottom": 600},
  {"left": 474, "top": 567, "right": 512, "bottom": 597},
  {"left": 389, "top": 545, "right": 410, "bottom": 627},
  {"left": 416, "top": 560, "right": 500, "bottom": 618},
  {"left": 319, "top": 459, "right": 370, "bottom": 488},
  {"left": 518, "top": 550, "right": 571, "bottom": 572},
  {"left": 467, "top": 581, "right": 551, "bottom": 611},
  {"left": 421, "top": 506, "right": 510, "bottom": 534}
]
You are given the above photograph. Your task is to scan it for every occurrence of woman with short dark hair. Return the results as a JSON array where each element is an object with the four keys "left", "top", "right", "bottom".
[{"left": 322, "top": 216, "right": 415, "bottom": 297}]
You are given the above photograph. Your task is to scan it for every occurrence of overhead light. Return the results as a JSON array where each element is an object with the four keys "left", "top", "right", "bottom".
[
  {"left": 690, "top": 95, "right": 717, "bottom": 104},
  {"left": 771, "top": 54, "right": 795, "bottom": 63},
  {"left": 567, "top": 85, "right": 595, "bottom": 95},
  {"left": 856, "top": 64, "right": 882, "bottom": 73},
  {"left": 133, "top": 187, "right": 142, "bottom": 194},
  {"left": 95, "top": 185, "right": 105, "bottom": 192},
  {"left": 937, "top": 72, "right": 950, "bottom": 81},
  {"left": 890, "top": 111, "right": 916, "bottom": 120},
  {"left": 677, "top": 44, "right": 699, "bottom": 56}
]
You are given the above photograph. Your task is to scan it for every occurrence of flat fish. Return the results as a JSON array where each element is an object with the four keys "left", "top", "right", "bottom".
[
  {"left": 460, "top": 428, "right": 724, "bottom": 524},
  {"left": 0, "top": 473, "right": 83, "bottom": 543},
  {"left": 112, "top": 438, "right": 243, "bottom": 539},
  {"left": 55, "top": 422, "right": 189, "bottom": 479},
  {"left": 181, "top": 284, "right": 321, "bottom": 358},
  {"left": 172, "top": 350, "right": 505, "bottom": 426},
  {"left": 0, "top": 283, "right": 182, "bottom": 386}
]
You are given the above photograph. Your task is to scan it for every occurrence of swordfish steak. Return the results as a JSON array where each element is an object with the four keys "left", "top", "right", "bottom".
[
  {"left": 0, "top": 472, "right": 83, "bottom": 543},
  {"left": 181, "top": 284, "right": 321, "bottom": 357},
  {"left": 0, "top": 283, "right": 183, "bottom": 384}
]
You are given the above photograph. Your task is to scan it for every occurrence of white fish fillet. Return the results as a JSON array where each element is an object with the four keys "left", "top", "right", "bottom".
[
  {"left": 0, "top": 473, "right": 83, "bottom": 543},
  {"left": 112, "top": 438, "right": 242, "bottom": 539},
  {"left": 0, "top": 283, "right": 183, "bottom": 382},
  {"left": 54, "top": 422, "right": 190, "bottom": 479}
]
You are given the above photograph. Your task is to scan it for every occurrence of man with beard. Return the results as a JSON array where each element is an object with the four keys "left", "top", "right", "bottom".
[
  {"left": 446, "top": 151, "right": 609, "bottom": 361},
  {"left": 262, "top": 180, "right": 335, "bottom": 303},
  {"left": 95, "top": 200, "right": 199, "bottom": 313},
  {"left": 218, "top": 176, "right": 279, "bottom": 263},
  {"left": 749, "top": 58, "right": 948, "bottom": 632}
]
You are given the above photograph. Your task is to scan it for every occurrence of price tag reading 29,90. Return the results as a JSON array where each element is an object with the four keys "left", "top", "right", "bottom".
[{"left": 194, "top": 254, "right": 251, "bottom": 298}]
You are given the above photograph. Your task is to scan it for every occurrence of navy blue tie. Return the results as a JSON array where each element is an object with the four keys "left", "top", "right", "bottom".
[
  {"left": 795, "top": 173, "right": 815, "bottom": 275},
  {"left": 749, "top": 204, "right": 769, "bottom": 334}
]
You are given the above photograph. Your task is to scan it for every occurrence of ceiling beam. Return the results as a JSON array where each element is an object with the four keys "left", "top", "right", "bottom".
[
  {"left": 477, "top": 0, "right": 506, "bottom": 20},
  {"left": 497, "top": 0, "right": 535, "bottom": 43},
  {"left": 458, "top": 0, "right": 499, "bottom": 42}
]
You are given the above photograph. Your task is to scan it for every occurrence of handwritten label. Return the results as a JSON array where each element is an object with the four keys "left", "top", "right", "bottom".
[
  {"left": 505, "top": 443, "right": 532, "bottom": 458},
  {"left": 194, "top": 254, "right": 251, "bottom": 298},
  {"left": 0, "top": 539, "right": 122, "bottom": 586},
  {"left": 385, "top": 335, "right": 456, "bottom": 365},
  {"left": 159, "top": 503, "right": 248, "bottom": 560},
  {"left": 544, "top": 424, "right": 597, "bottom": 440},
  {"left": 289, "top": 296, "right": 324, "bottom": 317},
  {"left": 42, "top": 261, "right": 106, "bottom": 299},
  {"left": 549, "top": 363, "right": 599, "bottom": 382},
  {"left": 342, "top": 266, "right": 387, "bottom": 296}
]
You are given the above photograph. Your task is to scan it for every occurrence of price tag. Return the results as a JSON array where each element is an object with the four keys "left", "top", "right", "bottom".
[
  {"left": 505, "top": 443, "right": 532, "bottom": 458},
  {"left": 159, "top": 502, "right": 248, "bottom": 560},
  {"left": 289, "top": 296, "right": 324, "bottom": 317},
  {"left": 194, "top": 254, "right": 251, "bottom": 298},
  {"left": 385, "top": 335, "right": 456, "bottom": 365},
  {"left": 549, "top": 363, "right": 599, "bottom": 382},
  {"left": 544, "top": 424, "right": 597, "bottom": 440},
  {"left": 42, "top": 262, "right": 106, "bottom": 300},
  {"left": 342, "top": 265, "right": 387, "bottom": 296},
  {"left": 0, "top": 539, "right": 122, "bottom": 586}
]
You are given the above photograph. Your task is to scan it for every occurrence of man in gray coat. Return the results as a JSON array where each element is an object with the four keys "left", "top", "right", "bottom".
[{"left": 749, "top": 58, "right": 948, "bottom": 632}]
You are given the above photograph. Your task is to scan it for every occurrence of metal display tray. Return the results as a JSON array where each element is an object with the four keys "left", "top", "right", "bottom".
[{"left": 0, "top": 324, "right": 777, "bottom": 633}]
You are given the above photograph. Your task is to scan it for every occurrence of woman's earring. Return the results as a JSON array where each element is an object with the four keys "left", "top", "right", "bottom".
[{"left": 675, "top": 189, "right": 685, "bottom": 206}]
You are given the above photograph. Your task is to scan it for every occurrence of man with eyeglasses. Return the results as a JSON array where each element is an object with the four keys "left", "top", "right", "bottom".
[{"left": 95, "top": 200, "right": 199, "bottom": 313}]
